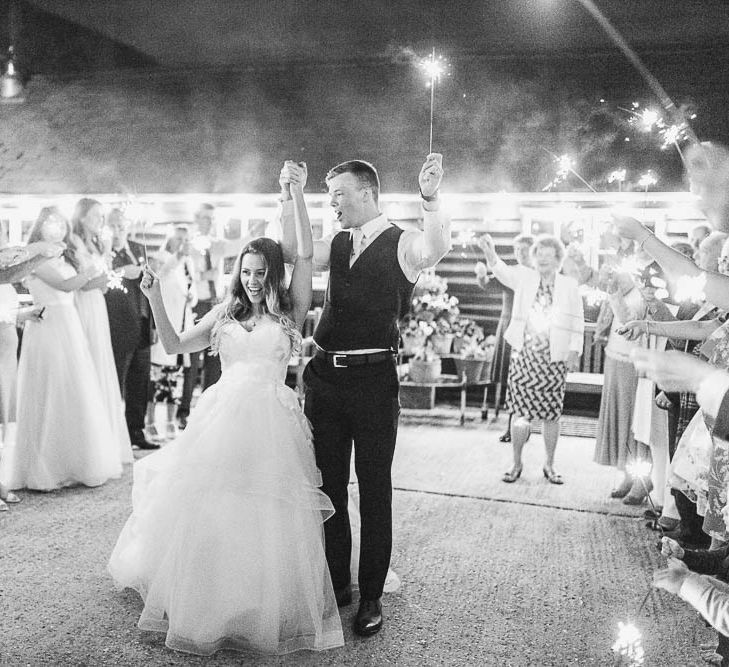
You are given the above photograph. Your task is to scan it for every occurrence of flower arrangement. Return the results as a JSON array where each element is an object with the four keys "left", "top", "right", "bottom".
[{"left": 400, "top": 269, "right": 459, "bottom": 359}]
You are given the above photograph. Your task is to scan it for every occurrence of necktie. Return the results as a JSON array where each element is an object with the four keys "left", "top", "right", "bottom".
[
  {"left": 350, "top": 228, "right": 364, "bottom": 265},
  {"left": 204, "top": 248, "right": 217, "bottom": 300}
]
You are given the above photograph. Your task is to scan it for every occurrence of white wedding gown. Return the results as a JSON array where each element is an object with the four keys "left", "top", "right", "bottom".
[
  {"left": 108, "top": 319, "right": 344, "bottom": 656},
  {"left": 2, "top": 259, "right": 122, "bottom": 490}
]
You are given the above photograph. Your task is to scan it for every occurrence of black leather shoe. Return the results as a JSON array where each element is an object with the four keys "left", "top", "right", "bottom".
[
  {"left": 353, "top": 598, "right": 382, "bottom": 637},
  {"left": 335, "top": 586, "right": 352, "bottom": 608},
  {"left": 177, "top": 416, "right": 188, "bottom": 430},
  {"left": 132, "top": 438, "right": 160, "bottom": 450}
]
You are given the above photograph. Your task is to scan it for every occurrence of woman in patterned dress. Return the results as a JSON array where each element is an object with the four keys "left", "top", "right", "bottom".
[{"left": 480, "top": 234, "right": 584, "bottom": 484}]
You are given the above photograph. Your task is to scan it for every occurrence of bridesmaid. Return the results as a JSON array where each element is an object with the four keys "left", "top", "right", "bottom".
[
  {"left": 70, "top": 198, "right": 134, "bottom": 463},
  {"left": 1, "top": 207, "right": 122, "bottom": 491}
]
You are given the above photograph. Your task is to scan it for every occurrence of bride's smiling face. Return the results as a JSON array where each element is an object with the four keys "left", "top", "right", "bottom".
[{"left": 239, "top": 252, "right": 267, "bottom": 304}]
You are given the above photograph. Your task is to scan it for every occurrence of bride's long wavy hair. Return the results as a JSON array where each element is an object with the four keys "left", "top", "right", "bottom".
[{"left": 210, "top": 238, "right": 301, "bottom": 355}]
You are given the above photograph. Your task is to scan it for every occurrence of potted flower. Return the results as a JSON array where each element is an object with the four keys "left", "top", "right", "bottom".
[
  {"left": 407, "top": 322, "right": 442, "bottom": 383},
  {"left": 451, "top": 321, "right": 496, "bottom": 383}
]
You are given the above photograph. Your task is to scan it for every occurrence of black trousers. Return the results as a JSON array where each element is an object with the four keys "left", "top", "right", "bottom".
[
  {"left": 304, "top": 356, "right": 400, "bottom": 601},
  {"left": 111, "top": 342, "right": 151, "bottom": 443},
  {"left": 178, "top": 300, "right": 221, "bottom": 417}
]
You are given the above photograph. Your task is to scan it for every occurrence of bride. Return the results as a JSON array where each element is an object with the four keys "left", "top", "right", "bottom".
[{"left": 108, "top": 162, "right": 343, "bottom": 656}]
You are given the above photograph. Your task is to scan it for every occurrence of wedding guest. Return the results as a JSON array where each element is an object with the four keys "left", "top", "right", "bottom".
[
  {"left": 280, "top": 154, "right": 450, "bottom": 637},
  {"left": 104, "top": 209, "right": 157, "bottom": 450},
  {"left": 149, "top": 225, "right": 197, "bottom": 436},
  {"left": 475, "top": 233, "right": 534, "bottom": 442},
  {"left": 0, "top": 240, "right": 64, "bottom": 284},
  {"left": 690, "top": 223, "right": 712, "bottom": 259},
  {"left": 109, "top": 161, "right": 343, "bottom": 655},
  {"left": 1, "top": 207, "right": 121, "bottom": 491},
  {"left": 71, "top": 198, "right": 133, "bottom": 464},
  {"left": 480, "top": 233, "right": 584, "bottom": 485},
  {"left": 593, "top": 265, "right": 645, "bottom": 501}
]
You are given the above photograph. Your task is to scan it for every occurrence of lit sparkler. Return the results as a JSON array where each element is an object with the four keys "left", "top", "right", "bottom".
[
  {"left": 541, "top": 150, "right": 597, "bottom": 192},
  {"left": 106, "top": 269, "right": 127, "bottom": 293},
  {"left": 563, "top": 0, "right": 699, "bottom": 150},
  {"left": 454, "top": 229, "right": 476, "bottom": 258},
  {"left": 419, "top": 48, "right": 448, "bottom": 154},
  {"left": 612, "top": 621, "right": 645, "bottom": 666},
  {"left": 673, "top": 273, "right": 706, "bottom": 304}
]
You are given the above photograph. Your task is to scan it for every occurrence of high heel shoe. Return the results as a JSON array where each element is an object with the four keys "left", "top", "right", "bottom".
[
  {"left": 610, "top": 475, "right": 633, "bottom": 499},
  {"left": 543, "top": 467, "right": 564, "bottom": 485},
  {"left": 623, "top": 478, "right": 653, "bottom": 505},
  {"left": 502, "top": 465, "right": 523, "bottom": 483}
]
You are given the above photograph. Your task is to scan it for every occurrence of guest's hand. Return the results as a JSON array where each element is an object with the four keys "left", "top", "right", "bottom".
[
  {"left": 419, "top": 153, "right": 443, "bottom": 198},
  {"left": 477, "top": 234, "right": 499, "bottom": 267},
  {"left": 653, "top": 557, "right": 690, "bottom": 595},
  {"left": 28, "top": 241, "right": 65, "bottom": 258},
  {"left": 16, "top": 305, "right": 45, "bottom": 324},
  {"left": 140, "top": 265, "right": 161, "bottom": 298},
  {"left": 630, "top": 348, "right": 715, "bottom": 394},
  {"left": 655, "top": 391, "right": 673, "bottom": 410},
  {"left": 565, "top": 351, "right": 580, "bottom": 372},
  {"left": 660, "top": 536, "right": 685, "bottom": 560},
  {"left": 474, "top": 261, "right": 489, "bottom": 279},
  {"left": 616, "top": 320, "right": 646, "bottom": 341},
  {"left": 612, "top": 214, "right": 651, "bottom": 244},
  {"left": 122, "top": 264, "right": 143, "bottom": 280}
]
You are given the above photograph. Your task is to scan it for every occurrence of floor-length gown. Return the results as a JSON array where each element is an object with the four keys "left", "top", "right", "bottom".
[
  {"left": 75, "top": 249, "right": 133, "bottom": 464},
  {"left": 108, "top": 319, "right": 344, "bottom": 656},
  {"left": 1, "top": 259, "right": 122, "bottom": 490}
]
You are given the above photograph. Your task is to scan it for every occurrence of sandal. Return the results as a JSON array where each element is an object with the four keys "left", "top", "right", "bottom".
[
  {"left": 498, "top": 432, "right": 511, "bottom": 443},
  {"left": 0, "top": 498, "right": 7, "bottom": 512},
  {"left": 543, "top": 467, "right": 564, "bottom": 485},
  {"left": 502, "top": 465, "right": 523, "bottom": 483},
  {"left": 2, "top": 491, "right": 20, "bottom": 504}
]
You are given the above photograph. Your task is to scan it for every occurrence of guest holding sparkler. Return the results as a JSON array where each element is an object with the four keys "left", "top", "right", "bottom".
[
  {"left": 71, "top": 198, "right": 133, "bottom": 465},
  {"left": 475, "top": 233, "right": 534, "bottom": 442},
  {"left": 104, "top": 209, "right": 158, "bottom": 451},
  {"left": 593, "top": 264, "right": 646, "bottom": 502},
  {"left": 480, "top": 234, "right": 584, "bottom": 485},
  {"left": 1, "top": 208, "right": 122, "bottom": 491}
]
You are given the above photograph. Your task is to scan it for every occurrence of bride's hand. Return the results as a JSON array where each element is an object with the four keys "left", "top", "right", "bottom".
[{"left": 140, "top": 265, "right": 161, "bottom": 298}]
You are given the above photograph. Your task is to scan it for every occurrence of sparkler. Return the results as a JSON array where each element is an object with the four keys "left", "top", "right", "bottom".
[
  {"left": 105, "top": 269, "right": 128, "bottom": 293},
  {"left": 673, "top": 273, "right": 707, "bottom": 304},
  {"left": 612, "top": 621, "right": 645, "bottom": 666},
  {"left": 420, "top": 48, "right": 447, "bottom": 154},
  {"left": 566, "top": 0, "right": 699, "bottom": 150},
  {"left": 541, "top": 150, "right": 597, "bottom": 192}
]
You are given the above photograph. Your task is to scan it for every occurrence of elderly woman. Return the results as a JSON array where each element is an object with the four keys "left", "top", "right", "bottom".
[
  {"left": 480, "top": 233, "right": 584, "bottom": 484},
  {"left": 475, "top": 233, "right": 534, "bottom": 441}
]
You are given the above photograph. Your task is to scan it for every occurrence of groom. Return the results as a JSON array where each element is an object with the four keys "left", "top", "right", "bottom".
[{"left": 282, "top": 154, "right": 449, "bottom": 636}]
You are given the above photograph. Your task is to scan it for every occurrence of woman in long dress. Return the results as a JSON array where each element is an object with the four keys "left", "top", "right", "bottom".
[
  {"left": 71, "top": 198, "right": 133, "bottom": 464},
  {"left": 1, "top": 207, "right": 122, "bottom": 491},
  {"left": 108, "top": 162, "right": 344, "bottom": 656}
]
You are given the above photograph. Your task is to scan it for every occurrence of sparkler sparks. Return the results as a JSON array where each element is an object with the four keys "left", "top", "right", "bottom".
[
  {"left": 541, "top": 151, "right": 596, "bottom": 192},
  {"left": 106, "top": 269, "right": 127, "bottom": 293},
  {"left": 625, "top": 460, "right": 651, "bottom": 480},
  {"left": 419, "top": 49, "right": 449, "bottom": 153},
  {"left": 612, "top": 622, "right": 645, "bottom": 666},
  {"left": 673, "top": 273, "right": 707, "bottom": 304},
  {"left": 637, "top": 172, "right": 657, "bottom": 190}
]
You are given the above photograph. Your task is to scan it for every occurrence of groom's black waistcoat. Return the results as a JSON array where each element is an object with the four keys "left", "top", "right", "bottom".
[{"left": 314, "top": 225, "right": 415, "bottom": 352}]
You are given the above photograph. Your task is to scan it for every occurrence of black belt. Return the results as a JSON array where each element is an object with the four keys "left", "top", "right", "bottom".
[{"left": 314, "top": 349, "right": 395, "bottom": 368}]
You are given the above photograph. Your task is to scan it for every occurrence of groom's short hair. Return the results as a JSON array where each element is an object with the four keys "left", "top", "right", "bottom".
[{"left": 326, "top": 160, "right": 380, "bottom": 204}]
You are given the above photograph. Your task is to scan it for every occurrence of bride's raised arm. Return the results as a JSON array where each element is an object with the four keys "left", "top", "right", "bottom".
[
  {"left": 140, "top": 266, "right": 214, "bottom": 354},
  {"left": 281, "top": 161, "right": 313, "bottom": 330}
]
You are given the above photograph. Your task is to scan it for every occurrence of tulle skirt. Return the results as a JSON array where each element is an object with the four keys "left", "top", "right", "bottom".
[
  {"left": 108, "top": 371, "right": 344, "bottom": 656},
  {"left": 75, "top": 289, "right": 133, "bottom": 464},
  {"left": 2, "top": 303, "right": 122, "bottom": 490}
]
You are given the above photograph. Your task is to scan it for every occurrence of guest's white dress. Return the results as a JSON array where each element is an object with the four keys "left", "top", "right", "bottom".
[
  {"left": 108, "top": 319, "right": 344, "bottom": 656},
  {"left": 1, "top": 259, "right": 122, "bottom": 490},
  {"left": 74, "top": 248, "right": 133, "bottom": 464}
]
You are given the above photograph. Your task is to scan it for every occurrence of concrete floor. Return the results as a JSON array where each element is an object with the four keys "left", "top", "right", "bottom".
[{"left": 0, "top": 413, "right": 718, "bottom": 666}]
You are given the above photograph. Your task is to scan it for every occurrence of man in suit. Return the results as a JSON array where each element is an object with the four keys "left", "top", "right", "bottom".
[
  {"left": 104, "top": 209, "right": 158, "bottom": 450},
  {"left": 280, "top": 154, "right": 450, "bottom": 637}
]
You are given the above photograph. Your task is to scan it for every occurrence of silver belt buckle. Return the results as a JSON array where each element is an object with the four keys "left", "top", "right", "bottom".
[{"left": 332, "top": 354, "right": 347, "bottom": 368}]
